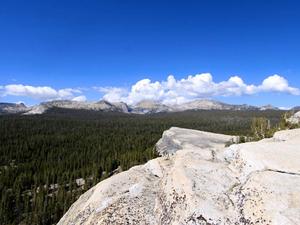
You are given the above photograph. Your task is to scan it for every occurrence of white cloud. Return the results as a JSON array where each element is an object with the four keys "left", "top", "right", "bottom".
[
  {"left": 259, "top": 75, "right": 300, "bottom": 95},
  {"left": 98, "top": 73, "right": 300, "bottom": 105},
  {"left": 2, "top": 74, "right": 298, "bottom": 105},
  {"left": 278, "top": 106, "right": 292, "bottom": 110},
  {"left": 72, "top": 95, "right": 87, "bottom": 102},
  {"left": 1, "top": 84, "right": 83, "bottom": 101},
  {"left": 97, "top": 87, "right": 128, "bottom": 103}
]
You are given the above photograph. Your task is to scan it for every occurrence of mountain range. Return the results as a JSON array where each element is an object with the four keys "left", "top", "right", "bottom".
[{"left": 0, "top": 99, "right": 296, "bottom": 115}]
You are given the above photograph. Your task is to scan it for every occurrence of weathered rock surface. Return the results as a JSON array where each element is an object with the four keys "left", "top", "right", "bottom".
[
  {"left": 58, "top": 127, "right": 300, "bottom": 225},
  {"left": 287, "top": 111, "right": 300, "bottom": 124}
]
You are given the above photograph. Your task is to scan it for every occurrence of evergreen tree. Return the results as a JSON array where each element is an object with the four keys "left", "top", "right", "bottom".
[{"left": 0, "top": 108, "right": 284, "bottom": 225}]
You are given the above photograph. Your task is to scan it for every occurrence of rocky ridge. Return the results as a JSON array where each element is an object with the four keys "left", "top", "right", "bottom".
[
  {"left": 131, "top": 100, "right": 171, "bottom": 114},
  {"left": 0, "top": 102, "right": 28, "bottom": 115},
  {"left": 24, "top": 100, "right": 130, "bottom": 115},
  {"left": 58, "top": 127, "right": 300, "bottom": 225},
  {"left": 173, "top": 99, "right": 257, "bottom": 111},
  {"left": 0, "top": 99, "right": 285, "bottom": 115}
]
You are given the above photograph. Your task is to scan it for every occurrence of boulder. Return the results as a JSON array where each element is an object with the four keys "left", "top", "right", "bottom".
[{"left": 58, "top": 127, "right": 300, "bottom": 225}]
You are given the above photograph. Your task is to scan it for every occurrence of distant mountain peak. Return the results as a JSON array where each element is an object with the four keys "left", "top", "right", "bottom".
[
  {"left": 0, "top": 99, "right": 285, "bottom": 115},
  {"left": 96, "top": 99, "right": 113, "bottom": 105},
  {"left": 132, "top": 100, "right": 170, "bottom": 114},
  {"left": 23, "top": 100, "right": 130, "bottom": 115},
  {"left": 259, "top": 104, "right": 279, "bottom": 111},
  {"left": 0, "top": 102, "right": 28, "bottom": 115}
]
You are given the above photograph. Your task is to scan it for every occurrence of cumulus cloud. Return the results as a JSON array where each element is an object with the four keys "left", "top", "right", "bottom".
[
  {"left": 2, "top": 74, "right": 298, "bottom": 105},
  {"left": 259, "top": 75, "right": 300, "bottom": 95},
  {"left": 98, "top": 73, "right": 300, "bottom": 105},
  {"left": 95, "top": 87, "right": 128, "bottom": 103},
  {"left": 0, "top": 84, "right": 84, "bottom": 101},
  {"left": 72, "top": 95, "right": 87, "bottom": 102}
]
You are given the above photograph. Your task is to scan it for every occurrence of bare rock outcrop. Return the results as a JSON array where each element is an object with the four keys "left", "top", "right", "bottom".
[
  {"left": 58, "top": 127, "right": 300, "bottom": 225},
  {"left": 287, "top": 111, "right": 300, "bottom": 124}
]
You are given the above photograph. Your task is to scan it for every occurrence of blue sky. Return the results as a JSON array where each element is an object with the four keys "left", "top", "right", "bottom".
[{"left": 0, "top": 0, "right": 299, "bottom": 107}]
